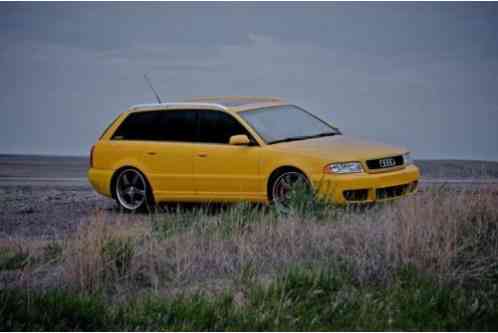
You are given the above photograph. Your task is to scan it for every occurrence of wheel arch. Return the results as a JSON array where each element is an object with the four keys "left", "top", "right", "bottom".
[
  {"left": 110, "top": 165, "right": 155, "bottom": 203},
  {"left": 266, "top": 165, "right": 310, "bottom": 201}
]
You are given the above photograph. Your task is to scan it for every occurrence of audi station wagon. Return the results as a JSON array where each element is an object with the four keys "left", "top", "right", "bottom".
[{"left": 88, "top": 97, "right": 420, "bottom": 211}]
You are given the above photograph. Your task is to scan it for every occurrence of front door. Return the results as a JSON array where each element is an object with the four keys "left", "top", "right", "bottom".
[{"left": 193, "top": 110, "right": 262, "bottom": 201}]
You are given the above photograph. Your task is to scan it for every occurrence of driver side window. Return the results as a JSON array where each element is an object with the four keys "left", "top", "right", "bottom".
[{"left": 198, "top": 111, "right": 250, "bottom": 144}]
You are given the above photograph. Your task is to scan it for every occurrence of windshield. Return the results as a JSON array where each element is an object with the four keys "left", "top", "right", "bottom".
[{"left": 239, "top": 105, "right": 341, "bottom": 144}]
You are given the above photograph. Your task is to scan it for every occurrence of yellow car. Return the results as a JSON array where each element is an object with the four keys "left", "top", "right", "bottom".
[{"left": 88, "top": 96, "right": 419, "bottom": 211}]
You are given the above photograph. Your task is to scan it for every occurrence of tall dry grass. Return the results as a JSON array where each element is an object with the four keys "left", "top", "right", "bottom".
[{"left": 3, "top": 185, "right": 497, "bottom": 298}]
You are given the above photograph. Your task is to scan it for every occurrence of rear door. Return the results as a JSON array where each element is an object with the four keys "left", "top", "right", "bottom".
[
  {"left": 111, "top": 110, "right": 197, "bottom": 200},
  {"left": 145, "top": 110, "right": 198, "bottom": 199},
  {"left": 193, "top": 110, "right": 261, "bottom": 200}
]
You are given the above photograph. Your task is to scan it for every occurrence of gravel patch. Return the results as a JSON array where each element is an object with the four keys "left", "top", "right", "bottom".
[
  {"left": 1, "top": 155, "right": 497, "bottom": 239},
  {"left": 0, "top": 184, "right": 114, "bottom": 239}
]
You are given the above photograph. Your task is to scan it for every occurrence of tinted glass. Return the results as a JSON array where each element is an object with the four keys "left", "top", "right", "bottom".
[
  {"left": 157, "top": 110, "right": 197, "bottom": 142},
  {"left": 112, "top": 110, "right": 197, "bottom": 142},
  {"left": 199, "top": 111, "right": 249, "bottom": 144},
  {"left": 112, "top": 111, "right": 160, "bottom": 141},
  {"left": 239, "top": 105, "right": 340, "bottom": 144}
]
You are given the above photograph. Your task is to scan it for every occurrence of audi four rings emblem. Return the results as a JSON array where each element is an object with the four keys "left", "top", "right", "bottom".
[{"left": 379, "top": 158, "right": 396, "bottom": 168}]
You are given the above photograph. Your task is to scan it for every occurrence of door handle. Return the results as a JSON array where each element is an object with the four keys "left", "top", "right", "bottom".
[
  {"left": 146, "top": 152, "right": 157, "bottom": 156},
  {"left": 197, "top": 152, "right": 208, "bottom": 158}
]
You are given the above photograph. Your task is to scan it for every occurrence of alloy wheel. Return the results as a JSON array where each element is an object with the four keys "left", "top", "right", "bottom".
[
  {"left": 272, "top": 171, "right": 311, "bottom": 207},
  {"left": 115, "top": 169, "right": 147, "bottom": 211}
]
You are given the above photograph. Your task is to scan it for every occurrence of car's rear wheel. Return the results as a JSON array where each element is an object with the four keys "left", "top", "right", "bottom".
[
  {"left": 115, "top": 168, "right": 150, "bottom": 212},
  {"left": 270, "top": 171, "right": 311, "bottom": 208}
]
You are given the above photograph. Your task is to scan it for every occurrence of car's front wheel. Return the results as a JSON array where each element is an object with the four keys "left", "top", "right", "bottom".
[
  {"left": 270, "top": 170, "right": 312, "bottom": 208},
  {"left": 114, "top": 168, "right": 151, "bottom": 212}
]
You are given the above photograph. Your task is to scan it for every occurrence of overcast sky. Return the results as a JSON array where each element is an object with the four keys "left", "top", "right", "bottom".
[{"left": 1, "top": 2, "right": 498, "bottom": 160}]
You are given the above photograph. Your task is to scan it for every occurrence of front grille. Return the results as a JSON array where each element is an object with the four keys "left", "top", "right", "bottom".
[
  {"left": 376, "top": 184, "right": 409, "bottom": 200},
  {"left": 343, "top": 189, "right": 369, "bottom": 202},
  {"left": 366, "top": 155, "right": 404, "bottom": 170}
]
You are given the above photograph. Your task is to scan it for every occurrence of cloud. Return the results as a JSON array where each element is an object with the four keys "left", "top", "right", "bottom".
[{"left": 1, "top": 26, "right": 498, "bottom": 159}]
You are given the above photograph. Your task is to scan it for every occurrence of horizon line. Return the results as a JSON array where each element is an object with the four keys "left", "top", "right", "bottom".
[{"left": 1, "top": 152, "right": 497, "bottom": 163}]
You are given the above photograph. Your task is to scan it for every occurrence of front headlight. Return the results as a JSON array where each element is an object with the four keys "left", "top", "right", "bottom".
[
  {"left": 403, "top": 152, "right": 413, "bottom": 165},
  {"left": 324, "top": 162, "right": 364, "bottom": 174}
]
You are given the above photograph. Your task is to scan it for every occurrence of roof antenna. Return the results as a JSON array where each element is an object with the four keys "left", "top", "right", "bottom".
[{"left": 144, "top": 73, "right": 162, "bottom": 103}]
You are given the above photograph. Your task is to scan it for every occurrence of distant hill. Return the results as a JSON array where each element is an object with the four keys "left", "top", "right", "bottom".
[
  {"left": 416, "top": 160, "right": 498, "bottom": 179},
  {"left": 1, "top": 154, "right": 497, "bottom": 180},
  {"left": 0, "top": 154, "right": 88, "bottom": 179}
]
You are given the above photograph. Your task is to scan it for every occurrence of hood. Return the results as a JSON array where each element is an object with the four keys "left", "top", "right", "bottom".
[{"left": 268, "top": 135, "right": 406, "bottom": 162}]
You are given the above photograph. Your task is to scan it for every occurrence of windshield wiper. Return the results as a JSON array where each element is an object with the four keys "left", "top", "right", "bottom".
[
  {"left": 269, "top": 132, "right": 338, "bottom": 144},
  {"left": 306, "top": 132, "right": 338, "bottom": 139},
  {"left": 269, "top": 136, "right": 312, "bottom": 144}
]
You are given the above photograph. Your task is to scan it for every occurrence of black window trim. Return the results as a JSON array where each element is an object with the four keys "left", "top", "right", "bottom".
[{"left": 111, "top": 109, "right": 261, "bottom": 146}]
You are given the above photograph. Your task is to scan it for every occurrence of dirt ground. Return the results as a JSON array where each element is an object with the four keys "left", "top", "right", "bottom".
[
  {"left": 0, "top": 184, "right": 113, "bottom": 239},
  {"left": 1, "top": 155, "right": 497, "bottom": 239}
]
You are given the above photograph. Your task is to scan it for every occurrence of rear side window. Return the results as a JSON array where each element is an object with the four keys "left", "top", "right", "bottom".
[
  {"left": 112, "top": 111, "right": 160, "bottom": 140},
  {"left": 157, "top": 110, "right": 197, "bottom": 142},
  {"left": 112, "top": 110, "right": 197, "bottom": 142},
  {"left": 199, "top": 111, "right": 249, "bottom": 144}
]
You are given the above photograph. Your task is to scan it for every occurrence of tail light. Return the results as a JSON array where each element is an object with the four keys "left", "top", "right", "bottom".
[{"left": 90, "top": 145, "right": 95, "bottom": 168}]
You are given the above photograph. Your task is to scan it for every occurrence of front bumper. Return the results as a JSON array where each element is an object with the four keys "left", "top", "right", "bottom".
[{"left": 312, "top": 165, "right": 420, "bottom": 204}]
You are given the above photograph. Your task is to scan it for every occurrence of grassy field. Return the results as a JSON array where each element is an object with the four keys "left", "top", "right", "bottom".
[{"left": 1, "top": 185, "right": 498, "bottom": 330}]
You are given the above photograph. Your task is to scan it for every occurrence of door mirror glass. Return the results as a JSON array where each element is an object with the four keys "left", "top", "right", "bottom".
[{"left": 229, "top": 134, "right": 250, "bottom": 145}]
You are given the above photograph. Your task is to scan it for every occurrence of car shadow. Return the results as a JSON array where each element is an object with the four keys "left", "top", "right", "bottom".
[{"left": 104, "top": 201, "right": 267, "bottom": 217}]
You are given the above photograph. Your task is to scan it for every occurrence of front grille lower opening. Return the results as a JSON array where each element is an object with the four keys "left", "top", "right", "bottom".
[
  {"left": 376, "top": 184, "right": 410, "bottom": 200},
  {"left": 343, "top": 189, "right": 369, "bottom": 202}
]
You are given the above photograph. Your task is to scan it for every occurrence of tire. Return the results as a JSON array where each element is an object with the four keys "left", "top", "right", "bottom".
[
  {"left": 269, "top": 170, "right": 311, "bottom": 208},
  {"left": 114, "top": 168, "right": 153, "bottom": 212}
]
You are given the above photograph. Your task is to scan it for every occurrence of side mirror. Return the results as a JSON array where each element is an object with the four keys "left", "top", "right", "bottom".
[{"left": 229, "top": 134, "right": 251, "bottom": 146}]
